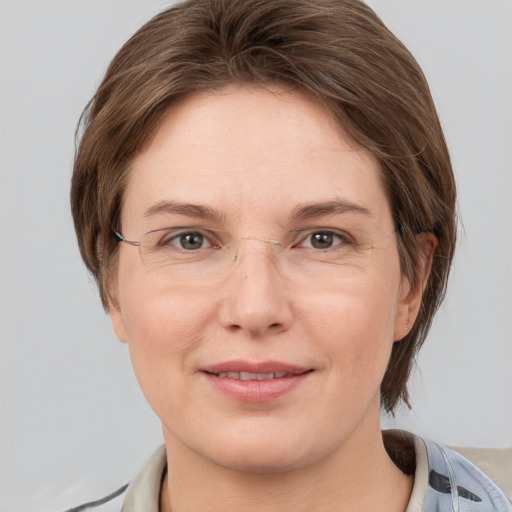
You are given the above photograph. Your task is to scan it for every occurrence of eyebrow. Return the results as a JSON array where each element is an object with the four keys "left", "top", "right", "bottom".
[
  {"left": 143, "top": 199, "right": 370, "bottom": 224},
  {"left": 143, "top": 200, "right": 226, "bottom": 223},
  {"left": 289, "top": 200, "right": 371, "bottom": 222}
]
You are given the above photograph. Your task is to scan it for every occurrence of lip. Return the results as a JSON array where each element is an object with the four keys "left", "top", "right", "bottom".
[
  {"left": 201, "top": 360, "right": 313, "bottom": 403},
  {"left": 203, "top": 360, "right": 310, "bottom": 375}
]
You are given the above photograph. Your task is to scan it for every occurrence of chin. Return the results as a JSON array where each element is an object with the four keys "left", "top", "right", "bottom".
[
  {"left": 211, "top": 442, "right": 310, "bottom": 475},
  {"left": 190, "top": 421, "right": 332, "bottom": 475}
]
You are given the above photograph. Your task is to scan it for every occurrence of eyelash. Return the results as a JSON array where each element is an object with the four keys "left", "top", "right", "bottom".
[
  {"left": 294, "top": 230, "right": 353, "bottom": 250},
  {"left": 156, "top": 230, "right": 219, "bottom": 251}
]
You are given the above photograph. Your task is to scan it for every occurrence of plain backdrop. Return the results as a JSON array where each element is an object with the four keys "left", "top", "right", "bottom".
[{"left": 1, "top": 1, "right": 511, "bottom": 511}]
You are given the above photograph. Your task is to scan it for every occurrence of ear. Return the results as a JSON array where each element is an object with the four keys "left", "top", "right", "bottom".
[
  {"left": 394, "top": 233, "right": 438, "bottom": 341},
  {"left": 107, "top": 288, "right": 128, "bottom": 344}
]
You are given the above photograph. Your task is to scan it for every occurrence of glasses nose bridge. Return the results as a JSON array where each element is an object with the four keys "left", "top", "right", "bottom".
[{"left": 229, "top": 235, "right": 283, "bottom": 264}]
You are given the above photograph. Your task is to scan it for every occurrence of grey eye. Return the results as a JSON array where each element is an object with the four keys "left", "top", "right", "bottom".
[{"left": 176, "top": 232, "right": 205, "bottom": 250}]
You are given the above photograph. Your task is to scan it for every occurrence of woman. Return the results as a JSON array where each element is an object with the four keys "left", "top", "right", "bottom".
[{"left": 69, "top": 0, "right": 510, "bottom": 510}]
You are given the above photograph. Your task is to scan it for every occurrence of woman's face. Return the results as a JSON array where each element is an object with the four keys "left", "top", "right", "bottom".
[{"left": 110, "top": 85, "right": 421, "bottom": 473}]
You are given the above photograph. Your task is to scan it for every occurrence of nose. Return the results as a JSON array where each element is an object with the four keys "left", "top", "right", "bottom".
[{"left": 218, "top": 239, "right": 293, "bottom": 337}]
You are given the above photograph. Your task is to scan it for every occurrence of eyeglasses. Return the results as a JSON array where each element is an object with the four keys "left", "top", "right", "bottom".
[{"left": 114, "top": 226, "right": 394, "bottom": 283}]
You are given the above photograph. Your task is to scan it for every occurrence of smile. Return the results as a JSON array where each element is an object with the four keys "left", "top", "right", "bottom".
[{"left": 202, "top": 363, "right": 313, "bottom": 402}]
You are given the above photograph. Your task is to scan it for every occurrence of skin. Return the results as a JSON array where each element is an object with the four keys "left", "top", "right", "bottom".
[{"left": 109, "top": 85, "right": 434, "bottom": 511}]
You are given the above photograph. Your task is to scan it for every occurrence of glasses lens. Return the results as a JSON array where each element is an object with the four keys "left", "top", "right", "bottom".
[{"left": 136, "top": 227, "right": 393, "bottom": 283}]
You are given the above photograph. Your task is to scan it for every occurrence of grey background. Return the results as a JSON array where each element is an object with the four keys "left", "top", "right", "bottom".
[{"left": 1, "top": 1, "right": 511, "bottom": 511}]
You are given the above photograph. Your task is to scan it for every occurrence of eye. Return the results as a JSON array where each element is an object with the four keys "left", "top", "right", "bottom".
[
  {"left": 299, "top": 231, "right": 348, "bottom": 250},
  {"left": 170, "top": 232, "right": 211, "bottom": 251},
  {"left": 141, "top": 227, "right": 222, "bottom": 258}
]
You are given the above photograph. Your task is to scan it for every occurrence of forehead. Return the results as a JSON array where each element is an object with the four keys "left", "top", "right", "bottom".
[{"left": 123, "top": 85, "right": 390, "bottom": 231}]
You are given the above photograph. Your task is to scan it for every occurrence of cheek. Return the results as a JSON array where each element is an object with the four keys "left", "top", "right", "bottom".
[
  {"left": 301, "top": 270, "right": 401, "bottom": 375},
  {"left": 115, "top": 256, "right": 217, "bottom": 387},
  {"left": 305, "top": 273, "right": 399, "bottom": 337},
  {"left": 118, "top": 284, "right": 219, "bottom": 418},
  {"left": 122, "top": 286, "right": 218, "bottom": 357}
]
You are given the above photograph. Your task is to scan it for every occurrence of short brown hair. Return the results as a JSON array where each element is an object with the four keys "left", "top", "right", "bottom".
[{"left": 71, "top": 0, "right": 456, "bottom": 413}]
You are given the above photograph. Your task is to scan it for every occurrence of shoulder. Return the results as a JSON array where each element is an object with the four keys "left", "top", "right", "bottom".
[
  {"left": 62, "top": 484, "right": 128, "bottom": 512},
  {"left": 62, "top": 445, "right": 166, "bottom": 512},
  {"left": 406, "top": 431, "right": 511, "bottom": 511}
]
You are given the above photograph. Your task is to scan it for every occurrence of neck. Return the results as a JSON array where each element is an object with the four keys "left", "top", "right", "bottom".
[{"left": 160, "top": 409, "right": 412, "bottom": 512}]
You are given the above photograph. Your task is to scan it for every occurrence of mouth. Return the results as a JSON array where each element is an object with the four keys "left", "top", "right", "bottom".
[
  {"left": 201, "top": 362, "right": 314, "bottom": 402},
  {"left": 211, "top": 370, "right": 310, "bottom": 380}
]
